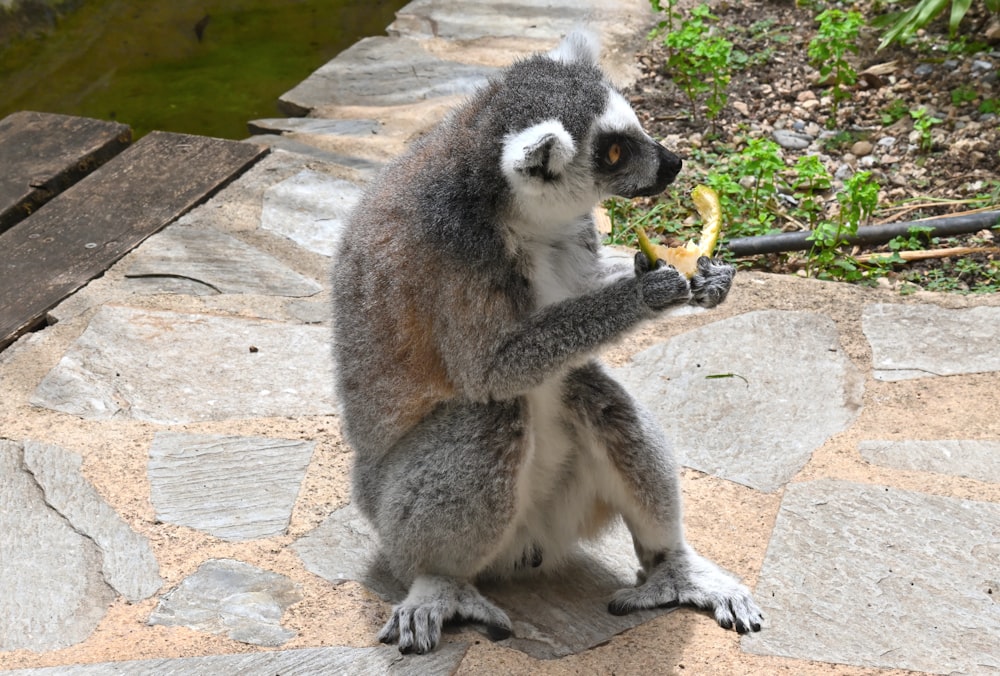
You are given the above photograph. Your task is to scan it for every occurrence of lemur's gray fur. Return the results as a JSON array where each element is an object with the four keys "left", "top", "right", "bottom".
[{"left": 332, "top": 31, "right": 763, "bottom": 654}]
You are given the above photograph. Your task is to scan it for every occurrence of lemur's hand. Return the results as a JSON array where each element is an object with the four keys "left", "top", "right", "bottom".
[
  {"left": 634, "top": 252, "right": 691, "bottom": 312},
  {"left": 689, "top": 256, "right": 735, "bottom": 308}
]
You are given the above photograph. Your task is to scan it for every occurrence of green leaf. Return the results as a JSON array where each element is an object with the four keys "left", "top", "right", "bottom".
[{"left": 950, "top": 0, "right": 973, "bottom": 35}]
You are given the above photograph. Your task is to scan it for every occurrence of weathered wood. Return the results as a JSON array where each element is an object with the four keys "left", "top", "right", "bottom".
[
  {"left": 0, "top": 131, "right": 268, "bottom": 351},
  {"left": 0, "top": 111, "right": 132, "bottom": 234}
]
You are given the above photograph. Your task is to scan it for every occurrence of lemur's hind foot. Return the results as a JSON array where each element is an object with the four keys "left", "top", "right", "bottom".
[
  {"left": 608, "top": 547, "right": 763, "bottom": 634},
  {"left": 378, "top": 575, "right": 512, "bottom": 654}
]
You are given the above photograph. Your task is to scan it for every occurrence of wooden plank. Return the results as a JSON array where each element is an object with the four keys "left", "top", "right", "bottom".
[
  {"left": 0, "top": 111, "right": 132, "bottom": 234},
  {"left": 0, "top": 131, "right": 268, "bottom": 351}
]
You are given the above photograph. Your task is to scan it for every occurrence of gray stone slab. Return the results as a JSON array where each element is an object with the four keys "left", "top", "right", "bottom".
[
  {"left": 125, "top": 224, "right": 321, "bottom": 297},
  {"left": 260, "top": 169, "right": 363, "bottom": 257},
  {"left": 859, "top": 439, "right": 1000, "bottom": 483},
  {"left": 0, "top": 643, "right": 468, "bottom": 676},
  {"left": 279, "top": 36, "right": 493, "bottom": 114},
  {"left": 389, "top": 0, "right": 640, "bottom": 40},
  {"left": 21, "top": 440, "right": 162, "bottom": 602},
  {"left": 743, "top": 479, "right": 1000, "bottom": 673},
  {"left": 614, "top": 310, "right": 864, "bottom": 492},
  {"left": 0, "top": 439, "right": 118, "bottom": 651},
  {"left": 244, "top": 135, "right": 383, "bottom": 175},
  {"left": 148, "top": 433, "right": 315, "bottom": 541},
  {"left": 294, "top": 503, "right": 671, "bottom": 660},
  {"left": 247, "top": 117, "right": 380, "bottom": 137},
  {"left": 147, "top": 559, "right": 301, "bottom": 647},
  {"left": 31, "top": 305, "right": 335, "bottom": 424},
  {"left": 863, "top": 303, "right": 1000, "bottom": 381}
]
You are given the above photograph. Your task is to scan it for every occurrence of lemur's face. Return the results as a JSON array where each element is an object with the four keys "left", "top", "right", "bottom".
[
  {"left": 590, "top": 89, "right": 682, "bottom": 199},
  {"left": 497, "top": 43, "right": 682, "bottom": 226}
]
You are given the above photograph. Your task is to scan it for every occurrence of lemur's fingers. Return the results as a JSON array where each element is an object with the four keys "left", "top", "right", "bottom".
[{"left": 689, "top": 257, "right": 735, "bottom": 308}]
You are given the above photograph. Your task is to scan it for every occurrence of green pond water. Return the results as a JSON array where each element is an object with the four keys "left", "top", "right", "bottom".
[{"left": 0, "top": 0, "right": 408, "bottom": 139}]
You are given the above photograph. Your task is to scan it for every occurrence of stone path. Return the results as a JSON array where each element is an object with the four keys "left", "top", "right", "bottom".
[{"left": 2, "top": 1, "right": 999, "bottom": 674}]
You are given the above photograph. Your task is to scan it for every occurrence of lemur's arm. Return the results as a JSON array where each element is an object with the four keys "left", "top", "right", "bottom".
[{"left": 442, "top": 254, "right": 692, "bottom": 402}]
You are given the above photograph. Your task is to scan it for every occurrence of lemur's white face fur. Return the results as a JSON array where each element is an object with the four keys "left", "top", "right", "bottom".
[{"left": 499, "top": 32, "right": 682, "bottom": 233}]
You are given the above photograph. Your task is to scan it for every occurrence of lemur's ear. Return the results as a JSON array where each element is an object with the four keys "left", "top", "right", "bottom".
[
  {"left": 548, "top": 29, "right": 600, "bottom": 66},
  {"left": 502, "top": 120, "right": 576, "bottom": 182}
]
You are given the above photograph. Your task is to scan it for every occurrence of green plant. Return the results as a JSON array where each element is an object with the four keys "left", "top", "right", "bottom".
[
  {"left": 951, "top": 86, "right": 978, "bottom": 106},
  {"left": 806, "top": 171, "right": 879, "bottom": 280},
  {"left": 807, "top": 9, "right": 864, "bottom": 127},
  {"left": 910, "top": 106, "right": 943, "bottom": 153},
  {"left": 888, "top": 225, "right": 935, "bottom": 251},
  {"left": 704, "top": 138, "right": 786, "bottom": 238},
  {"left": 881, "top": 99, "right": 910, "bottom": 126},
  {"left": 649, "top": 0, "right": 682, "bottom": 45},
  {"left": 661, "top": 4, "right": 735, "bottom": 126},
  {"left": 879, "top": 0, "right": 1000, "bottom": 50},
  {"left": 980, "top": 98, "right": 1000, "bottom": 115},
  {"left": 790, "top": 155, "right": 832, "bottom": 231}
]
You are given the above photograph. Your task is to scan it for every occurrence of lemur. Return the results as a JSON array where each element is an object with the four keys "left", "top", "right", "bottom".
[{"left": 331, "top": 31, "right": 763, "bottom": 654}]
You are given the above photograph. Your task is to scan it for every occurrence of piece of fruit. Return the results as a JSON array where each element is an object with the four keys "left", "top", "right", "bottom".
[{"left": 636, "top": 185, "right": 723, "bottom": 278}]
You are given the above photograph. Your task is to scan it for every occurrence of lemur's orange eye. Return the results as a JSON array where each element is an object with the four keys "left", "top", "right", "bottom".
[{"left": 607, "top": 143, "right": 621, "bottom": 165}]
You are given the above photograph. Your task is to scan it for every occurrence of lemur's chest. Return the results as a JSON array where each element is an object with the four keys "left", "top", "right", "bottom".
[{"left": 527, "top": 233, "right": 600, "bottom": 307}]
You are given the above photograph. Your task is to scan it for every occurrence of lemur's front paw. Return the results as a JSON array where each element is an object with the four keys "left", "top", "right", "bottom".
[
  {"left": 689, "top": 257, "right": 735, "bottom": 308},
  {"left": 634, "top": 252, "right": 691, "bottom": 312},
  {"left": 608, "top": 548, "right": 763, "bottom": 634}
]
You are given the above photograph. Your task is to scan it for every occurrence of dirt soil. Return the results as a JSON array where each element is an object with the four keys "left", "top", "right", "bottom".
[{"left": 627, "top": 0, "right": 1000, "bottom": 289}]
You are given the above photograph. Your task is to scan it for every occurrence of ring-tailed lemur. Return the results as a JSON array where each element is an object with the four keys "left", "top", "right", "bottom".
[{"left": 332, "top": 30, "right": 762, "bottom": 654}]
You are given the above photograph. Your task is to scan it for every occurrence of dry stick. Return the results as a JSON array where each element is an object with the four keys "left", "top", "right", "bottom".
[
  {"left": 855, "top": 246, "right": 1000, "bottom": 264},
  {"left": 875, "top": 202, "right": 997, "bottom": 225}
]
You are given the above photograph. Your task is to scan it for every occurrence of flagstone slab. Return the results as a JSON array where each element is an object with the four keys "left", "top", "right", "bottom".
[
  {"left": 0, "top": 643, "right": 468, "bottom": 675},
  {"left": 614, "top": 310, "right": 864, "bottom": 492},
  {"left": 21, "top": 440, "right": 162, "bottom": 602},
  {"left": 125, "top": 224, "right": 321, "bottom": 297},
  {"left": 31, "top": 305, "right": 335, "bottom": 424},
  {"left": 260, "top": 169, "right": 363, "bottom": 257},
  {"left": 147, "top": 559, "right": 301, "bottom": 647},
  {"left": 859, "top": 439, "right": 1000, "bottom": 483},
  {"left": 863, "top": 303, "right": 1000, "bottom": 381},
  {"left": 247, "top": 117, "right": 380, "bottom": 137},
  {"left": 293, "top": 503, "right": 671, "bottom": 660},
  {"left": 148, "top": 433, "right": 315, "bottom": 541},
  {"left": 1, "top": 440, "right": 124, "bottom": 651},
  {"left": 389, "top": 0, "right": 645, "bottom": 40},
  {"left": 278, "top": 37, "right": 494, "bottom": 114},
  {"left": 743, "top": 479, "right": 1000, "bottom": 673}
]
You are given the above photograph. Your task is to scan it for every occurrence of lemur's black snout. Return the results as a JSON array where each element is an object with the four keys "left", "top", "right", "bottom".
[{"left": 657, "top": 144, "right": 682, "bottom": 186}]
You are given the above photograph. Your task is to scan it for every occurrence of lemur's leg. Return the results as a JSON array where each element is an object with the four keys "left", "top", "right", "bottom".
[
  {"left": 354, "top": 400, "right": 522, "bottom": 653},
  {"left": 563, "top": 362, "right": 763, "bottom": 634}
]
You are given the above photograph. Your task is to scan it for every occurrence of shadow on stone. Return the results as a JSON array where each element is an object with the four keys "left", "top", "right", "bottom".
[{"left": 294, "top": 503, "right": 673, "bottom": 660}]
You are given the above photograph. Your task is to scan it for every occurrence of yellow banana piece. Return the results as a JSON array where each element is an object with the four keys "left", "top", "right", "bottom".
[{"left": 636, "top": 185, "right": 723, "bottom": 278}]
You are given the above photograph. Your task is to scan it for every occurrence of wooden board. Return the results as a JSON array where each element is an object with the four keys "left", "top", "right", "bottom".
[
  {"left": 0, "top": 131, "right": 268, "bottom": 351},
  {"left": 0, "top": 111, "right": 132, "bottom": 234}
]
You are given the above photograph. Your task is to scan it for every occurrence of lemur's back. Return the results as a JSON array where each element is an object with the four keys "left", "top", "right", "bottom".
[{"left": 332, "top": 53, "right": 611, "bottom": 461}]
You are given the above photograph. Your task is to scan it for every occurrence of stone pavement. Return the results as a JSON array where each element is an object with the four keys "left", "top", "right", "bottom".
[{"left": 2, "top": 1, "right": 999, "bottom": 674}]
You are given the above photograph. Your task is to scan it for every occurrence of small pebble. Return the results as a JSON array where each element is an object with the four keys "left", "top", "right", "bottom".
[
  {"left": 851, "top": 140, "right": 874, "bottom": 157},
  {"left": 773, "top": 129, "right": 814, "bottom": 150},
  {"left": 914, "top": 64, "right": 935, "bottom": 78},
  {"left": 877, "top": 136, "right": 897, "bottom": 147}
]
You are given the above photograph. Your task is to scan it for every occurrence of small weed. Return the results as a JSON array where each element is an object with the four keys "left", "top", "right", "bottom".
[
  {"left": 980, "top": 98, "right": 1000, "bottom": 115},
  {"left": 790, "top": 155, "right": 832, "bottom": 231},
  {"left": 808, "top": 9, "right": 863, "bottom": 127},
  {"left": 661, "top": 4, "right": 735, "bottom": 127},
  {"left": 950, "top": 86, "right": 978, "bottom": 106},
  {"left": 888, "top": 225, "right": 935, "bottom": 251},
  {"left": 805, "top": 170, "right": 879, "bottom": 281},
  {"left": 881, "top": 98, "right": 910, "bottom": 126},
  {"left": 910, "top": 106, "right": 943, "bottom": 153}
]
